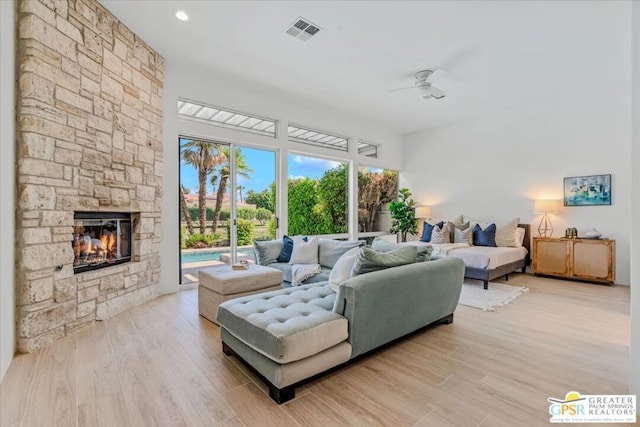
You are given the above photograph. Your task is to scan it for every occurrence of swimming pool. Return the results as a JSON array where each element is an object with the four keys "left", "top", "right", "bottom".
[{"left": 181, "top": 247, "right": 254, "bottom": 264}]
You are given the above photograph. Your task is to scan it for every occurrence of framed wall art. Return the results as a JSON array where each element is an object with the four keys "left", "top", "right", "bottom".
[{"left": 563, "top": 174, "right": 611, "bottom": 206}]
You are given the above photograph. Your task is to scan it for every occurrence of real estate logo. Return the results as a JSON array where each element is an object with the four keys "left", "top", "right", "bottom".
[{"left": 548, "top": 391, "right": 636, "bottom": 423}]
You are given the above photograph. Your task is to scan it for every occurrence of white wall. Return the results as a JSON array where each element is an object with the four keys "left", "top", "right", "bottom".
[
  {"left": 160, "top": 61, "right": 404, "bottom": 293},
  {"left": 401, "top": 31, "right": 632, "bottom": 285},
  {"left": 0, "top": 0, "right": 15, "bottom": 383},
  {"left": 629, "top": 0, "right": 639, "bottom": 397}
]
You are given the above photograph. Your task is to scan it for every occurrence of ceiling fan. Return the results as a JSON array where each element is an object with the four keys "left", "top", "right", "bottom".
[{"left": 389, "top": 70, "right": 446, "bottom": 100}]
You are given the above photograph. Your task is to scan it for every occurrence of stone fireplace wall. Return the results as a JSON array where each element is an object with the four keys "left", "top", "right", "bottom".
[{"left": 16, "top": 0, "right": 164, "bottom": 352}]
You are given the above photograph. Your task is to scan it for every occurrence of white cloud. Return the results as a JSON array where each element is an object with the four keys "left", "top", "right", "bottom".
[
  {"left": 291, "top": 155, "right": 341, "bottom": 169},
  {"left": 288, "top": 175, "right": 308, "bottom": 180}
]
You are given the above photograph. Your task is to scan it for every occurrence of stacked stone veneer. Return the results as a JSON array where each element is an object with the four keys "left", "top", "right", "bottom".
[{"left": 16, "top": 0, "right": 164, "bottom": 352}]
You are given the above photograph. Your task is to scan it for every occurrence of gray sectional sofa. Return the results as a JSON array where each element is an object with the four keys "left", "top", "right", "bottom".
[
  {"left": 253, "top": 237, "right": 365, "bottom": 286},
  {"left": 216, "top": 253, "right": 465, "bottom": 403}
]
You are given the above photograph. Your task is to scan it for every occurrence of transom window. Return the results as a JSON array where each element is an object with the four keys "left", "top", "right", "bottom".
[
  {"left": 288, "top": 124, "right": 349, "bottom": 152},
  {"left": 358, "top": 140, "right": 378, "bottom": 158},
  {"left": 178, "top": 99, "right": 276, "bottom": 137}
]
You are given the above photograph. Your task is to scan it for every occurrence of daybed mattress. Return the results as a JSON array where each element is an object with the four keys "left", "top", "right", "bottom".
[{"left": 400, "top": 241, "right": 527, "bottom": 269}]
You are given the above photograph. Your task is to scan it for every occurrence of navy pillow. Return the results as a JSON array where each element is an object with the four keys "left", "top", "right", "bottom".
[
  {"left": 420, "top": 221, "right": 444, "bottom": 242},
  {"left": 473, "top": 223, "right": 497, "bottom": 247},
  {"left": 276, "top": 236, "right": 294, "bottom": 262},
  {"left": 276, "top": 236, "right": 307, "bottom": 262}
]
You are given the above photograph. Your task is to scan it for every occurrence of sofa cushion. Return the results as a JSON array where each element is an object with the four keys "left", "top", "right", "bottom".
[
  {"left": 328, "top": 247, "right": 360, "bottom": 292},
  {"left": 351, "top": 246, "right": 417, "bottom": 276},
  {"left": 371, "top": 238, "right": 398, "bottom": 252},
  {"left": 217, "top": 283, "right": 347, "bottom": 364},
  {"left": 289, "top": 237, "right": 319, "bottom": 264},
  {"left": 416, "top": 246, "right": 434, "bottom": 262},
  {"left": 318, "top": 239, "right": 365, "bottom": 269},
  {"left": 254, "top": 240, "right": 283, "bottom": 266}
]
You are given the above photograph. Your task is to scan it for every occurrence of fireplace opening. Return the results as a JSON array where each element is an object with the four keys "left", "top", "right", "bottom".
[{"left": 73, "top": 212, "right": 132, "bottom": 274}]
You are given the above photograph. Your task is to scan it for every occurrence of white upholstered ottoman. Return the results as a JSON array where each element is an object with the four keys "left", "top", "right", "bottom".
[{"left": 198, "top": 264, "right": 283, "bottom": 324}]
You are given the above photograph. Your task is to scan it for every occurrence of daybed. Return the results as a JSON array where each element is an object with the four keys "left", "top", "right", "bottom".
[
  {"left": 400, "top": 221, "right": 531, "bottom": 290},
  {"left": 216, "top": 253, "right": 465, "bottom": 403}
]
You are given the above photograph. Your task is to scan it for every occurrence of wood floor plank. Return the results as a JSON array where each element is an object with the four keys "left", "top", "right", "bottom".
[
  {"left": 221, "top": 382, "right": 299, "bottom": 427},
  {"left": 21, "top": 335, "right": 77, "bottom": 427},
  {"left": 0, "top": 274, "right": 632, "bottom": 427},
  {"left": 0, "top": 350, "right": 41, "bottom": 426}
]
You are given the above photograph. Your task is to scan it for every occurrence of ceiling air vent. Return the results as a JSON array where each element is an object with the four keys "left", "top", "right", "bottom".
[{"left": 285, "top": 17, "right": 321, "bottom": 41}]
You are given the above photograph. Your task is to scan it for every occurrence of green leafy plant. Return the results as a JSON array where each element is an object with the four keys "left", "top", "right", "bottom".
[
  {"left": 389, "top": 188, "right": 417, "bottom": 242},
  {"left": 185, "top": 233, "right": 220, "bottom": 248},
  {"left": 227, "top": 218, "right": 255, "bottom": 246}
]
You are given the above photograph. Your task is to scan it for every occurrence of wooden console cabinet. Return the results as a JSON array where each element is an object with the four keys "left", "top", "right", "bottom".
[{"left": 532, "top": 237, "right": 615, "bottom": 284}]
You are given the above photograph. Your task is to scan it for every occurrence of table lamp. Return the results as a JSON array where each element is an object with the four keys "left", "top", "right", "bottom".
[{"left": 533, "top": 199, "right": 559, "bottom": 237}]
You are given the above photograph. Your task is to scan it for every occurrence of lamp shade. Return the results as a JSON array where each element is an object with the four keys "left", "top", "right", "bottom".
[
  {"left": 533, "top": 199, "right": 559, "bottom": 214},
  {"left": 415, "top": 206, "right": 432, "bottom": 219}
]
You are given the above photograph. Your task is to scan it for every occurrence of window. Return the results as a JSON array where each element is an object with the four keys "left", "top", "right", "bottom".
[
  {"left": 357, "top": 166, "right": 398, "bottom": 235},
  {"left": 177, "top": 99, "right": 277, "bottom": 137},
  {"left": 287, "top": 154, "right": 349, "bottom": 236},
  {"left": 358, "top": 140, "right": 378, "bottom": 158},
  {"left": 288, "top": 124, "right": 349, "bottom": 152}
]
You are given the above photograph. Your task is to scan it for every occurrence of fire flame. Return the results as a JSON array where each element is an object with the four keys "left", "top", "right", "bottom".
[{"left": 100, "top": 232, "right": 116, "bottom": 257}]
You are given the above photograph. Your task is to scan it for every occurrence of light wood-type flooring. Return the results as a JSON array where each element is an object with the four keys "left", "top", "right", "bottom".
[{"left": 1, "top": 273, "right": 635, "bottom": 426}]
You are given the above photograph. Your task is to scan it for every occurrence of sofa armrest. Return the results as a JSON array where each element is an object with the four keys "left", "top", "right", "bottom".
[{"left": 334, "top": 256, "right": 465, "bottom": 358}]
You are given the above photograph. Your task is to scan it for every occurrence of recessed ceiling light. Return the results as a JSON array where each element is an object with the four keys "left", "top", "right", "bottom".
[{"left": 176, "top": 10, "right": 189, "bottom": 21}]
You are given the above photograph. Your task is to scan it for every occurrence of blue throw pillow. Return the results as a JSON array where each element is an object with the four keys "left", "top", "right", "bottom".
[
  {"left": 277, "top": 235, "right": 294, "bottom": 262},
  {"left": 473, "top": 223, "right": 497, "bottom": 247},
  {"left": 276, "top": 235, "right": 307, "bottom": 262},
  {"left": 420, "top": 221, "right": 444, "bottom": 242}
]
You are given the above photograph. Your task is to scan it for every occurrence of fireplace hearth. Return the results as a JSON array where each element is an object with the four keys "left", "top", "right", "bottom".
[{"left": 73, "top": 212, "right": 132, "bottom": 274}]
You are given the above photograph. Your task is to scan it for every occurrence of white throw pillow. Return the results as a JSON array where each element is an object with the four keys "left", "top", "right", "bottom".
[
  {"left": 495, "top": 217, "right": 520, "bottom": 247},
  {"left": 288, "top": 237, "right": 319, "bottom": 264},
  {"left": 514, "top": 227, "right": 526, "bottom": 247},
  {"left": 328, "top": 247, "right": 360, "bottom": 292}
]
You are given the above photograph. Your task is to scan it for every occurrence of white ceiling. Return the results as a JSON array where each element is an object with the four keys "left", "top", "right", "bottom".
[{"left": 99, "top": 1, "right": 629, "bottom": 134}]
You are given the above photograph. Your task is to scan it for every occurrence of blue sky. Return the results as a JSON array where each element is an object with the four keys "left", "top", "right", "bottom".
[{"left": 179, "top": 140, "right": 341, "bottom": 196}]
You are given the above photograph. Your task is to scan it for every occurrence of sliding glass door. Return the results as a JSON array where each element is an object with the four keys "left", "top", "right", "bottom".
[
  {"left": 179, "top": 137, "right": 277, "bottom": 284},
  {"left": 231, "top": 146, "right": 277, "bottom": 264}
]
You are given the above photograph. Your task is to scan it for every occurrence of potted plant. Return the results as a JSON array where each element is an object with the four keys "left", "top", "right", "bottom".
[{"left": 389, "top": 188, "right": 417, "bottom": 242}]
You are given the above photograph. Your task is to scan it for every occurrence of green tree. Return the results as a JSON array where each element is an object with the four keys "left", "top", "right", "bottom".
[
  {"left": 181, "top": 140, "right": 226, "bottom": 234},
  {"left": 255, "top": 207, "right": 272, "bottom": 226},
  {"left": 211, "top": 147, "right": 253, "bottom": 231},
  {"left": 237, "top": 207, "right": 255, "bottom": 220},
  {"left": 287, "top": 178, "right": 325, "bottom": 235},
  {"left": 245, "top": 188, "right": 275, "bottom": 212},
  {"left": 317, "top": 164, "right": 348, "bottom": 233},
  {"left": 389, "top": 188, "right": 417, "bottom": 242},
  {"left": 358, "top": 169, "right": 398, "bottom": 232}
]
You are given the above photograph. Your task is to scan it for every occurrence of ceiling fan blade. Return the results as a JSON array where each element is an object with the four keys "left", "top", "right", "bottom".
[
  {"left": 428, "top": 86, "right": 446, "bottom": 99},
  {"left": 387, "top": 86, "right": 414, "bottom": 93},
  {"left": 429, "top": 69, "right": 448, "bottom": 81}
]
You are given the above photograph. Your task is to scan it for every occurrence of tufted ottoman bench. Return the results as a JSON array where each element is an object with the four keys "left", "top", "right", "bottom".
[
  {"left": 217, "top": 282, "right": 352, "bottom": 403},
  {"left": 198, "top": 264, "right": 283, "bottom": 325}
]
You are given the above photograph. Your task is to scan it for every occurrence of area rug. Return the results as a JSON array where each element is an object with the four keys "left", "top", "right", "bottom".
[{"left": 458, "top": 279, "right": 528, "bottom": 311}]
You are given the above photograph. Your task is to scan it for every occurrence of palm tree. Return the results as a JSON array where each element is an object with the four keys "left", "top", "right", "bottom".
[
  {"left": 237, "top": 185, "right": 245, "bottom": 203},
  {"left": 181, "top": 140, "right": 226, "bottom": 234},
  {"left": 211, "top": 148, "right": 253, "bottom": 231},
  {"left": 179, "top": 184, "right": 194, "bottom": 235}
]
